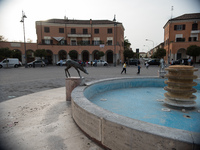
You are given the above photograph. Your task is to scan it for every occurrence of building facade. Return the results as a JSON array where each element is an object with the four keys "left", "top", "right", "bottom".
[
  {"left": 0, "top": 19, "right": 125, "bottom": 64},
  {"left": 163, "top": 13, "right": 200, "bottom": 63}
]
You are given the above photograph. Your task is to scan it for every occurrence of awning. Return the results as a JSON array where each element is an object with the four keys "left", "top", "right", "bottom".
[{"left": 53, "top": 37, "right": 64, "bottom": 41}]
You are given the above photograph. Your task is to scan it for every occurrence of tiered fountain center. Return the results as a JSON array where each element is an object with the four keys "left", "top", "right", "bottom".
[{"left": 164, "top": 65, "right": 198, "bottom": 108}]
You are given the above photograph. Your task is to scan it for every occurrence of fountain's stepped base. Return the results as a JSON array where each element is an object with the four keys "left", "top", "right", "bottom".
[{"left": 164, "top": 65, "right": 198, "bottom": 108}]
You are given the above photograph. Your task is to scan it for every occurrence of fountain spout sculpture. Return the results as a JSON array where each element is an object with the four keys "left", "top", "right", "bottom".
[
  {"left": 65, "top": 60, "right": 88, "bottom": 78},
  {"left": 164, "top": 65, "right": 198, "bottom": 108}
]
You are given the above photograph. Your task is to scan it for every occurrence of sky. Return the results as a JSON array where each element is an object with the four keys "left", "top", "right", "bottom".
[{"left": 0, "top": 0, "right": 200, "bottom": 52}]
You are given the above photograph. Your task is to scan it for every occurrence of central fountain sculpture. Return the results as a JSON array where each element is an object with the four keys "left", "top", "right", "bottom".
[{"left": 164, "top": 65, "right": 198, "bottom": 108}]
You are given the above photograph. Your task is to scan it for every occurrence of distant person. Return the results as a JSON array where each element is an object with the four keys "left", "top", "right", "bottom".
[
  {"left": 145, "top": 63, "right": 149, "bottom": 69},
  {"left": 171, "top": 59, "right": 174, "bottom": 65},
  {"left": 188, "top": 57, "right": 191, "bottom": 66},
  {"left": 137, "top": 64, "right": 141, "bottom": 74},
  {"left": 121, "top": 62, "right": 126, "bottom": 74},
  {"left": 60, "top": 59, "right": 63, "bottom": 66}
]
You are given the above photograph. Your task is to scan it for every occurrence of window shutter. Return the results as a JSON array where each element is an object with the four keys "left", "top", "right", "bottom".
[
  {"left": 50, "top": 40, "right": 53, "bottom": 44},
  {"left": 42, "top": 39, "right": 45, "bottom": 44},
  {"left": 174, "top": 25, "right": 177, "bottom": 30}
]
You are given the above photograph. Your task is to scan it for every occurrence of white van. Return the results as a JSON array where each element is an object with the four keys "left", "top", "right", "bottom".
[{"left": 0, "top": 58, "right": 20, "bottom": 68}]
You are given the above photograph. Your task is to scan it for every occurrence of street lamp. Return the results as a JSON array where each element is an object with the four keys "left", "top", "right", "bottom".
[
  {"left": 146, "top": 39, "right": 154, "bottom": 50},
  {"left": 143, "top": 45, "right": 150, "bottom": 51},
  {"left": 113, "top": 15, "right": 117, "bottom": 67},
  {"left": 20, "top": 10, "right": 27, "bottom": 68}
]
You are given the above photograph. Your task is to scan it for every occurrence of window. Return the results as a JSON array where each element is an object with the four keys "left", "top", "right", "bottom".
[
  {"left": 176, "top": 38, "right": 185, "bottom": 42},
  {"left": 71, "top": 40, "right": 77, "bottom": 45},
  {"left": 93, "top": 37, "right": 100, "bottom": 45},
  {"left": 174, "top": 25, "right": 185, "bottom": 30},
  {"left": 71, "top": 28, "right": 76, "bottom": 34},
  {"left": 107, "top": 40, "right": 112, "bottom": 45},
  {"left": 107, "top": 28, "right": 112, "bottom": 34},
  {"left": 59, "top": 28, "right": 64, "bottom": 33},
  {"left": 192, "top": 23, "right": 198, "bottom": 30},
  {"left": 94, "top": 29, "right": 99, "bottom": 34},
  {"left": 189, "top": 34, "right": 198, "bottom": 42},
  {"left": 83, "top": 29, "right": 88, "bottom": 34},
  {"left": 60, "top": 40, "right": 66, "bottom": 45},
  {"left": 44, "top": 27, "right": 50, "bottom": 33}
]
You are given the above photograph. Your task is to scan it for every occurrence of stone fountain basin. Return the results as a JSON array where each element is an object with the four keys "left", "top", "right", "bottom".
[{"left": 71, "top": 77, "right": 200, "bottom": 150}]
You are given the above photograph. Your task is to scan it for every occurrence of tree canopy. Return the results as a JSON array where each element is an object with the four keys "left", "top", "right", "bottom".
[
  {"left": 34, "top": 49, "right": 47, "bottom": 59},
  {"left": 152, "top": 48, "right": 166, "bottom": 58},
  {"left": 186, "top": 45, "right": 200, "bottom": 63},
  {"left": 0, "top": 47, "right": 12, "bottom": 60}
]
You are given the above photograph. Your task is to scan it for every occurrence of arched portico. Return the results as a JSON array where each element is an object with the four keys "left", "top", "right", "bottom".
[
  {"left": 46, "top": 49, "right": 53, "bottom": 64},
  {"left": 26, "top": 49, "right": 34, "bottom": 63},
  {"left": 69, "top": 50, "right": 78, "bottom": 60},
  {"left": 82, "top": 50, "right": 89, "bottom": 62},
  {"left": 58, "top": 50, "right": 67, "bottom": 60},
  {"left": 106, "top": 50, "right": 113, "bottom": 63},
  {"left": 92, "top": 50, "right": 99, "bottom": 60},
  {"left": 12, "top": 49, "right": 22, "bottom": 61},
  {"left": 176, "top": 48, "right": 187, "bottom": 60}
]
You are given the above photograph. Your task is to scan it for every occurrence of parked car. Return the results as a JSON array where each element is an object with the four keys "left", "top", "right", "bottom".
[
  {"left": 0, "top": 58, "right": 21, "bottom": 68},
  {"left": 56, "top": 59, "right": 67, "bottom": 66},
  {"left": 88, "top": 60, "right": 108, "bottom": 66},
  {"left": 27, "top": 60, "right": 45, "bottom": 67},
  {"left": 128, "top": 59, "right": 140, "bottom": 66},
  {"left": 145, "top": 59, "right": 160, "bottom": 66},
  {"left": 174, "top": 58, "right": 193, "bottom": 65}
]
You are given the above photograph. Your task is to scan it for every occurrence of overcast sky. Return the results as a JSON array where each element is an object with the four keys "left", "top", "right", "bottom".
[{"left": 0, "top": 0, "right": 200, "bottom": 52}]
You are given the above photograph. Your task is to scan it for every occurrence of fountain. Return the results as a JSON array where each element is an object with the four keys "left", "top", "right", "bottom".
[
  {"left": 164, "top": 65, "right": 198, "bottom": 108},
  {"left": 70, "top": 69, "right": 200, "bottom": 149}
]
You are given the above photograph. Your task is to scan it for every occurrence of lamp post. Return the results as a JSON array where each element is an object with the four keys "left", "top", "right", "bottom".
[
  {"left": 20, "top": 10, "right": 27, "bottom": 68},
  {"left": 146, "top": 39, "right": 154, "bottom": 50},
  {"left": 113, "top": 15, "right": 117, "bottom": 67},
  {"left": 143, "top": 45, "right": 150, "bottom": 51}
]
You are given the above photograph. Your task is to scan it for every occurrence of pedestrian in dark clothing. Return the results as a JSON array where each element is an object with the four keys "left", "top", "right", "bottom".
[
  {"left": 121, "top": 62, "right": 126, "bottom": 74},
  {"left": 137, "top": 64, "right": 141, "bottom": 74}
]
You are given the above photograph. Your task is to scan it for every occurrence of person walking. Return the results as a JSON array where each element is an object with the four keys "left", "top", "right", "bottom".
[
  {"left": 121, "top": 62, "right": 126, "bottom": 74},
  {"left": 137, "top": 64, "right": 141, "bottom": 74}
]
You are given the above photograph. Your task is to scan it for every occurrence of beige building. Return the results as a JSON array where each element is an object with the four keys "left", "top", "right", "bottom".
[
  {"left": 0, "top": 18, "right": 125, "bottom": 65},
  {"left": 163, "top": 13, "right": 200, "bottom": 63}
]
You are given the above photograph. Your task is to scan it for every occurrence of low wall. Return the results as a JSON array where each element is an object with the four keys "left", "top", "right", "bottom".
[{"left": 71, "top": 77, "right": 200, "bottom": 150}]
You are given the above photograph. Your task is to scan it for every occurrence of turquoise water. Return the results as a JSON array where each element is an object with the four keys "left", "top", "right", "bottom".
[{"left": 85, "top": 78, "right": 200, "bottom": 133}]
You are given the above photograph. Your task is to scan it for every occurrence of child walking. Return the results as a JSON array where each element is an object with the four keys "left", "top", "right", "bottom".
[{"left": 121, "top": 62, "right": 126, "bottom": 74}]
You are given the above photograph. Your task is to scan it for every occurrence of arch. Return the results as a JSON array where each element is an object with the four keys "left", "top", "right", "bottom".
[
  {"left": 177, "top": 48, "right": 187, "bottom": 60},
  {"left": 92, "top": 50, "right": 99, "bottom": 60},
  {"left": 69, "top": 50, "right": 78, "bottom": 60},
  {"left": 58, "top": 50, "right": 67, "bottom": 60},
  {"left": 82, "top": 50, "right": 89, "bottom": 62},
  {"left": 106, "top": 50, "right": 113, "bottom": 63},
  {"left": 26, "top": 49, "right": 35, "bottom": 63},
  {"left": 12, "top": 49, "right": 22, "bottom": 61},
  {"left": 46, "top": 49, "right": 53, "bottom": 64}
]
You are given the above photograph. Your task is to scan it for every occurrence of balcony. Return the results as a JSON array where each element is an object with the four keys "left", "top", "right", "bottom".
[
  {"left": 191, "top": 30, "right": 200, "bottom": 34},
  {"left": 68, "top": 34, "right": 91, "bottom": 38}
]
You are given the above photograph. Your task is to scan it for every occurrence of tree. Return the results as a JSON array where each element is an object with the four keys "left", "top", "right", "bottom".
[
  {"left": 34, "top": 49, "right": 47, "bottom": 59},
  {"left": 69, "top": 50, "right": 78, "bottom": 60},
  {"left": 0, "top": 35, "right": 7, "bottom": 42},
  {"left": 0, "top": 47, "right": 12, "bottom": 67},
  {"left": 97, "top": 51, "right": 104, "bottom": 59},
  {"left": 124, "top": 38, "right": 131, "bottom": 50},
  {"left": 154, "top": 48, "right": 166, "bottom": 59},
  {"left": 186, "top": 45, "right": 200, "bottom": 64},
  {"left": 123, "top": 49, "right": 134, "bottom": 62}
]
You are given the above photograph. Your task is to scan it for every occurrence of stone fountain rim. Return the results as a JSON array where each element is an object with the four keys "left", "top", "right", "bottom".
[{"left": 71, "top": 76, "right": 200, "bottom": 146}]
